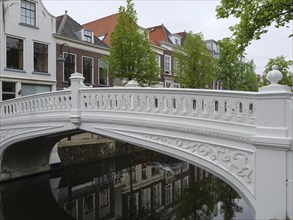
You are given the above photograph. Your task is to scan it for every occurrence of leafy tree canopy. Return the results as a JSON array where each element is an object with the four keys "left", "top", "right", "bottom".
[
  {"left": 218, "top": 38, "right": 259, "bottom": 91},
  {"left": 174, "top": 32, "right": 217, "bottom": 89},
  {"left": 216, "top": 0, "right": 293, "bottom": 52},
  {"left": 107, "top": 0, "right": 159, "bottom": 86}
]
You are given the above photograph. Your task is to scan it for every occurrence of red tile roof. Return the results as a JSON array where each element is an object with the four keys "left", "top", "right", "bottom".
[
  {"left": 83, "top": 13, "right": 119, "bottom": 47},
  {"left": 147, "top": 24, "right": 172, "bottom": 46}
]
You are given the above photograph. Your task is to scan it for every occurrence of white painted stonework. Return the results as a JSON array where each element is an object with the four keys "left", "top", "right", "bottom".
[{"left": 0, "top": 72, "right": 292, "bottom": 219}]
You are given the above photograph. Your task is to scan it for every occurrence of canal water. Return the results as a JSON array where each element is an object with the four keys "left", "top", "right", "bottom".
[{"left": 0, "top": 150, "right": 254, "bottom": 220}]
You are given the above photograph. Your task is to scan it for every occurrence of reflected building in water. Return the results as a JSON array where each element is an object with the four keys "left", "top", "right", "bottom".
[
  {"left": 57, "top": 160, "right": 194, "bottom": 220},
  {"left": 0, "top": 150, "right": 253, "bottom": 220}
]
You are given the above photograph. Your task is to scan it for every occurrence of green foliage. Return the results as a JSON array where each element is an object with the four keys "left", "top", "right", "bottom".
[
  {"left": 216, "top": 0, "right": 293, "bottom": 52},
  {"left": 107, "top": 0, "right": 159, "bottom": 86},
  {"left": 218, "top": 38, "right": 259, "bottom": 91},
  {"left": 175, "top": 172, "right": 242, "bottom": 220},
  {"left": 174, "top": 32, "right": 217, "bottom": 89},
  {"left": 262, "top": 55, "right": 293, "bottom": 89}
]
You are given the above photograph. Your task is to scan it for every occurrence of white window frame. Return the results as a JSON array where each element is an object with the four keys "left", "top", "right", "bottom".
[
  {"left": 21, "top": 0, "right": 37, "bottom": 27},
  {"left": 164, "top": 55, "right": 171, "bottom": 75},
  {"left": 83, "top": 29, "right": 94, "bottom": 43},
  {"left": 82, "top": 56, "right": 94, "bottom": 85}
]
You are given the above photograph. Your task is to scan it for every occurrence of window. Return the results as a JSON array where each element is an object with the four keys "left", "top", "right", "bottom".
[
  {"left": 84, "top": 29, "right": 93, "bottom": 43},
  {"left": 21, "top": 84, "right": 50, "bottom": 96},
  {"left": 21, "top": 0, "right": 36, "bottom": 26},
  {"left": 99, "top": 189, "right": 110, "bottom": 217},
  {"left": 141, "top": 188, "right": 151, "bottom": 211},
  {"left": 175, "top": 38, "right": 179, "bottom": 45},
  {"left": 63, "top": 53, "right": 75, "bottom": 83},
  {"left": 98, "top": 60, "right": 108, "bottom": 86},
  {"left": 164, "top": 55, "right": 171, "bottom": 74},
  {"left": 174, "top": 180, "right": 181, "bottom": 199},
  {"left": 165, "top": 184, "right": 172, "bottom": 205},
  {"left": 183, "top": 176, "right": 189, "bottom": 189},
  {"left": 34, "top": 42, "right": 48, "bottom": 73},
  {"left": 156, "top": 55, "right": 161, "bottom": 77},
  {"left": 6, "top": 37, "right": 23, "bottom": 70},
  {"left": 156, "top": 55, "right": 161, "bottom": 67},
  {"left": 83, "top": 194, "right": 95, "bottom": 219},
  {"left": 83, "top": 57, "right": 93, "bottom": 85},
  {"left": 174, "top": 58, "right": 178, "bottom": 74},
  {"left": 153, "top": 183, "right": 162, "bottom": 208},
  {"left": 2, "top": 82, "right": 16, "bottom": 100}
]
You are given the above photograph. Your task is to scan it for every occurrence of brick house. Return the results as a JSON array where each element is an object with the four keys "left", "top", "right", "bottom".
[
  {"left": 55, "top": 12, "right": 110, "bottom": 89},
  {"left": 83, "top": 14, "right": 167, "bottom": 88}
]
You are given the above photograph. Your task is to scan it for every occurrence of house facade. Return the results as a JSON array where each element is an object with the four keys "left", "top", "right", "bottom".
[
  {"left": 147, "top": 24, "right": 181, "bottom": 88},
  {"left": 0, "top": 0, "right": 57, "bottom": 101},
  {"left": 55, "top": 12, "right": 110, "bottom": 89}
]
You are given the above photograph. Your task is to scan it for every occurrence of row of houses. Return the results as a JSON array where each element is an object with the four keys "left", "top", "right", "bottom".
[{"left": 0, "top": 0, "right": 220, "bottom": 101}]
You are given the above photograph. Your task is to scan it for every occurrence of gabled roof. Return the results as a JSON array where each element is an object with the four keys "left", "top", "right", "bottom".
[
  {"left": 147, "top": 24, "right": 173, "bottom": 46},
  {"left": 56, "top": 14, "right": 109, "bottom": 48},
  {"left": 83, "top": 13, "right": 119, "bottom": 47}
]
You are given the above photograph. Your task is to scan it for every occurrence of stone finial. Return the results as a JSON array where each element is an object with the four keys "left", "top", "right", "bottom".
[
  {"left": 125, "top": 80, "right": 139, "bottom": 87},
  {"left": 266, "top": 65, "right": 283, "bottom": 85}
]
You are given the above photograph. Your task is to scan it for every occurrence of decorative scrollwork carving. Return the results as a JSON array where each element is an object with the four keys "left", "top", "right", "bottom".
[
  {"left": 144, "top": 134, "right": 253, "bottom": 186},
  {"left": 0, "top": 128, "right": 36, "bottom": 142}
]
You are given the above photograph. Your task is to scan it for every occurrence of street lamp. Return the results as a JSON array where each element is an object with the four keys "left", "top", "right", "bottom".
[
  {"left": 57, "top": 43, "right": 71, "bottom": 87},
  {"left": 56, "top": 43, "right": 71, "bottom": 62}
]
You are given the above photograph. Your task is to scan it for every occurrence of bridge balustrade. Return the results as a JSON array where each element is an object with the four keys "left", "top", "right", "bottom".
[
  {"left": 80, "top": 88, "right": 257, "bottom": 126},
  {"left": 0, "top": 90, "right": 71, "bottom": 117}
]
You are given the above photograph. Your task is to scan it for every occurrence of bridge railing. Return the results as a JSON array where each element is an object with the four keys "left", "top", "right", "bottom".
[
  {"left": 0, "top": 90, "right": 71, "bottom": 117},
  {"left": 79, "top": 88, "right": 258, "bottom": 126}
]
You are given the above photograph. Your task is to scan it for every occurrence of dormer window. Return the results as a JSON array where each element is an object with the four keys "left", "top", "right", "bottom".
[
  {"left": 21, "top": 0, "right": 36, "bottom": 26},
  {"left": 83, "top": 29, "right": 93, "bottom": 43}
]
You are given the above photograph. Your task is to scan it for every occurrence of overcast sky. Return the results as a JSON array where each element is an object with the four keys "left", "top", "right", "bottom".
[{"left": 43, "top": 0, "right": 293, "bottom": 74}]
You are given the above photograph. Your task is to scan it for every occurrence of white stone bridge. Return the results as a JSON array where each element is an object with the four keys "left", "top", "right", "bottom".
[{"left": 0, "top": 70, "right": 292, "bottom": 219}]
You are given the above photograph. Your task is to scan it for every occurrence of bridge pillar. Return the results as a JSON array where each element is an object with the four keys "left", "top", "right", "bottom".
[
  {"left": 288, "top": 150, "right": 293, "bottom": 219},
  {"left": 69, "top": 73, "right": 85, "bottom": 125},
  {"left": 254, "top": 146, "right": 288, "bottom": 219},
  {"left": 254, "top": 66, "right": 293, "bottom": 219}
]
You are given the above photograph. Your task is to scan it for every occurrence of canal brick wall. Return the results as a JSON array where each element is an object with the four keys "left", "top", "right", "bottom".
[{"left": 57, "top": 133, "right": 144, "bottom": 166}]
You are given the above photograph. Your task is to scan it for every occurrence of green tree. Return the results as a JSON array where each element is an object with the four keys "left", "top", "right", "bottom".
[
  {"left": 107, "top": 0, "right": 159, "bottom": 86},
  {"left": 262, "top": 56, "right": 293, "bottom": 89},
  {"left": 218, "top": 38, "right": 258, "bottom": 91},
  {"left": 216, "top": 0, "right": 293, "bottom": 52},
  {"left": 174, "top": 32, "right": 217, "bottom": 89}
]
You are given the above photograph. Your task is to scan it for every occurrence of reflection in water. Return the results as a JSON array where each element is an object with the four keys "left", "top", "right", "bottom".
[{"left": 0, "top": 150, "right": 254, "bottom": 220}]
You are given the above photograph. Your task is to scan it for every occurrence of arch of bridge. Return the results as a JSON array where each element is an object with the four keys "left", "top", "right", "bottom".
[{"left": 0, "top": 109, "right": 257, "bottom": 210}]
